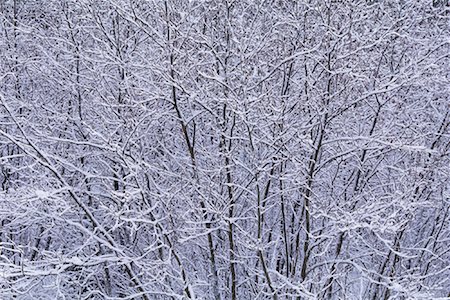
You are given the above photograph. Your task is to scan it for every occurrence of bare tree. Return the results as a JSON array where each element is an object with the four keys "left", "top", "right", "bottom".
[{"left": 0, "top": 0, "right": 448, "bottom": 299}]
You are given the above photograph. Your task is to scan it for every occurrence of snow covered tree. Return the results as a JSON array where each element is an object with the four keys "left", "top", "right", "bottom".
[{"left": 1, "top": 0, "right": 448, "bottom": 299}]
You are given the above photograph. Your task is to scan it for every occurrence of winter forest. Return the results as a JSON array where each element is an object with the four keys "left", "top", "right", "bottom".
[{"left": 0, "top": 0, "right": 449, "bottom": 299}]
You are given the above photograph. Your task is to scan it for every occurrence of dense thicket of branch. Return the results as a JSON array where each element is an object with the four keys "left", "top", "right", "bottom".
[{"left": 1, "top": 1, "right": 449, "bottom": 299}]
